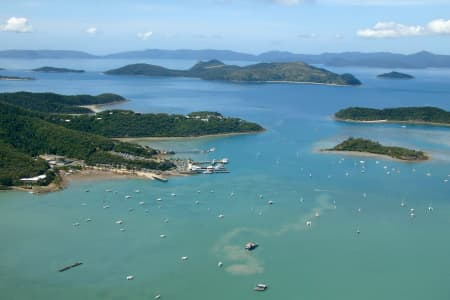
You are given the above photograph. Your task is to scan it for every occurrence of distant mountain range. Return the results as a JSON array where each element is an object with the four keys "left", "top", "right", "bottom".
[{"left": 1, "top": 49, "right": 450, "bottom": 69}]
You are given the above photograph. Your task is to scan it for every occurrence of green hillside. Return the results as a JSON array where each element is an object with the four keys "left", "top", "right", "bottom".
[
  {"left": 0, "top": 92, "right": 125, "bottom": 114},
  {"left": 335, "top": 107, "right": 450, "bottom": 124},
  {"left": 105, "top": 60, "right": 361, "bottom": 86}
]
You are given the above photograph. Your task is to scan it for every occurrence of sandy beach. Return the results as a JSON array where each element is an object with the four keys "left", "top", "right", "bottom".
[
  {"left": 318, "top": 149, "right": 430, "bottom": 163},
  {"left": 116, "top": 130, "right": 265, "bottom": 142},
  {"left": 8, "top": 166, "right": 185, "bottom": 195},
  {"left": 79, "top": 100, "right": 129, "bottom": 113},
  {"left": 334, "top": 117, "right": 450, "bottom": 127}
]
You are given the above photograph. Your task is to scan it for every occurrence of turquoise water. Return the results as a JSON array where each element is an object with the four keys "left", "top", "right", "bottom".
[{"left": 1, "top": 59, "right": 450, "bottom": 299}]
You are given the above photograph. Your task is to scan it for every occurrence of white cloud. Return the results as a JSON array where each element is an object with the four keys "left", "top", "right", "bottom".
[
  {"left": 357, "top": 22, "right": 425, "bottom": 38},
  {"left": 0, "top": 17, "right": 32, "bottom": 33},
  {"left": 137, "top": 31, "right": 153, "bottom": 40},
  {"left": 428, "top": 19, "right": 450, "bottom": 34},
  {"left": 357, "top": 19, "right": 450, "bottom": 38},
  {"left": 86, "top": 27, "right": 97, "bottom": 35}
]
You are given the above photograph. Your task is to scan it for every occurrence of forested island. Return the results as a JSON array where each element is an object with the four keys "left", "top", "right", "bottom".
[
  {"left": 50, "top": 110, "right": 264, "bottom": 138},
  {"left": 377, "top": 71, "right": 414, "bottom": 79},
  {"left": 32, "top": 66, "right": 85, "bottom": 73},
  {"left": 335, "top": 107, "right": 450, "bottom": 126},
  {"left": 0, "top": 92, "right": 126, "bottom": 114},
  {"left": 105, "top": 60, "right": 361, "bottom": 86},
  {"left": 0, "top": 92, "right": 264, "bottom": 190},
  {"left": 323, "top": 138, "right": 428, "bottom": 161}
]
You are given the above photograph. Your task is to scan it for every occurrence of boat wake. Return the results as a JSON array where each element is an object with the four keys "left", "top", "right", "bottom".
[{"left": 213, "top": 193, "right": 334, "bottom": 275}]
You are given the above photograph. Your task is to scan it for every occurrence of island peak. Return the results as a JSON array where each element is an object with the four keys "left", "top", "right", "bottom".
[
  {"left": 377, "top": 71, "right": 414, "bottom": 79},
  {"left": 105, "top": 60, "right": 361, "bottom": 86},
  {"left": 32, "top": 66, "right": 85, "bottom": 73}
]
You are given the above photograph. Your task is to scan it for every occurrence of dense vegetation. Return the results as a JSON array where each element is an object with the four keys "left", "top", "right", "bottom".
[
  {"left": 32, "top": 66, "right": 85, "bottom": 73},
  {"left": 335, "top": 107, "right": 450, "bottom": 125},
  {"left": 49, "top": 110, "right": 264, "bottom": 137},
  {"left": 105, "top": 60, "right": 361, "bottom": 86},
  {"left": 377, "top": 71, "right": 414, "bottom": 79},
  {"left": 0, "top": 91, "right": 265, "bottom": 187},
  {"left": 0, "top": 92, "right": 125, "bottom": 114},
  {"left": 0, "top": 100, "right": 173, "bottom": 187},
  {"left": 0, "top": 142, "right": 52, "bottom": 186},
  {"left": 326, "top": 138, "right": 428, "bottom": 161}
]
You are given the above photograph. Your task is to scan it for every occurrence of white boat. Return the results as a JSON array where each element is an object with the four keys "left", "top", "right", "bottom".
[
  {"left": 218, "top": 214, "right": 224, "bottom": 218},
  {"left": 125, "top": 195, "right": 132, "bottom": 199},
  {"left": 126, "top": 275, "right": 134, "bottom": 280},
  {"left": 254, "top": 283, "right": 268, "bottom": 291},
  {"left": 218, "top": 261, "right": 223, "bottom": 267},
  {"left": 115, "top": 220, "right": 123, "bottom": 225},
  {"left": 306, "top": 220, "right": 312, "bottom": 227},
  {"left": 160, "top": 234, "right": 167, "bottom": 238},
  {"left": 245, "top": 242, "right": 258, "bottom": 250},
  {"left": 181, "top": 256, "right": 188, "bottom": 261}
]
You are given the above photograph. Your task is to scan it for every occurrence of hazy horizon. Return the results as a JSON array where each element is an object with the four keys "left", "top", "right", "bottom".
[
  {"left": 1, "top": 0, "right": 450, "bottom": 55},
  {"left": 0, "top": 47, "right": 447, "bottom": 57}
]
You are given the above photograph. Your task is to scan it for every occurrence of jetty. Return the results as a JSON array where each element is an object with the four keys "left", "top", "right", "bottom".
[
  {"left": 58, "top": 262, "right": 83, "bottom": 272},
  {"left": 184, "top": 158, "right": 230, "bottom": 174}
]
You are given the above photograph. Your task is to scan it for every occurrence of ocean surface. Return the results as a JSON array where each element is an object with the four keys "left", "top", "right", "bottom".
[{"left": 1, "top": 59, "right": 450, "bottom": 300}]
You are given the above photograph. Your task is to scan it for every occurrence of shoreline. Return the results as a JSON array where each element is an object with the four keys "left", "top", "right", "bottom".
[
  {"left": 105, "top": 74, "right": 357, "bottom": 87},
  {"left": 0, "top": 77, "right": 35, "bottom": 81},
  {"left": 231, "top": 80, "right": 355, "bottom": 87},
  {"left": 8, "top": 166, "right": 186, "bottom": 195},
  {"left": 318, "top": 149, "right": 430, "bottom": 163},
  {"left": 115, "top": 130, "right": 266, "bottom": 142},
  {"left": 334, "top": 117, "right": 450, "bottom": 128}
]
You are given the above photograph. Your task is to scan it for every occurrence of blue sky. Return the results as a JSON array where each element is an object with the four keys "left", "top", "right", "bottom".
[{"left": 1, "top": 0, "right": 450, "bottom": 54}]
